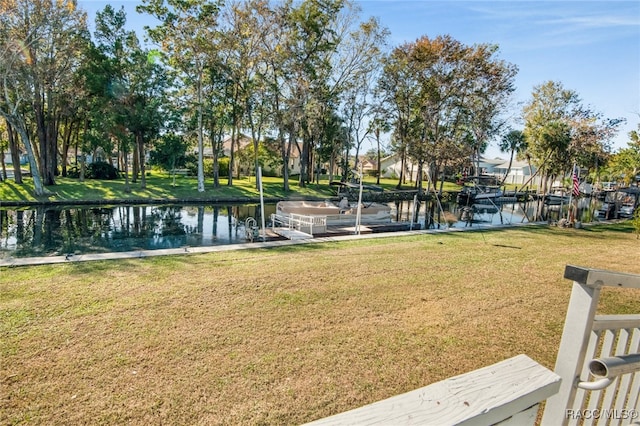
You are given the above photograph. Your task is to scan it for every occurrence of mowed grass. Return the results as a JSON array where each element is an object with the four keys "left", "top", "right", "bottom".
[
  {"left": 1, "top": 173, "right": 461, "bottom": 204},
  {"left": 1, "top": 223, "right": 640, "bottom": 424},
  {"left": 0, "top": 173, "right": 336, "bottom": 203}
]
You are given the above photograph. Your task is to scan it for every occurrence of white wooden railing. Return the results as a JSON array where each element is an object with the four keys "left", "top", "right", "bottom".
[
  {"left": 304, "top": 265, "right": 640, "bottom": 425},
  {"left": 271, "top": 213, "right": 327, "bottom": 238},
  {"left": 305, "top": 354, "right": 560, "bottom": 425},
  {"left": 541, "top": 265, "right": 640, "bottom": 425}
]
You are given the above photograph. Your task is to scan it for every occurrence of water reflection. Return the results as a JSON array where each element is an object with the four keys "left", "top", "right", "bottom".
[
  {"left": 0, "top": 204, "right": 275, "bottom": 259},
  {"left": 393, "top": 196, "right": 600, "bottom": 230},
  {"left": 0, "top": 196, "right": 601, "bottom": 259}
]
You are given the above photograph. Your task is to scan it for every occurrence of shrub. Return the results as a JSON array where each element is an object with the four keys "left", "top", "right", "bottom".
[
  {"left": 217, "top": 158, "right": 230, "bottom": 177},
  {"left": 67, "top": 166, "right": 80, "bottom": 179},
  {"left": 87, "top": 162, "right": 119, "bottom": 180},
  {"left": 185, "top": 157, "right": 230, "bottom": 179}
]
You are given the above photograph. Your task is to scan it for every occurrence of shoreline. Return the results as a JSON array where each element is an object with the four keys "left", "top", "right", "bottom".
[
  {"left": 0, "top": 196, "right": 292, "bottom": 208},
  {"left": 0, "top": 221, "right": 544, "bottom": 268}
]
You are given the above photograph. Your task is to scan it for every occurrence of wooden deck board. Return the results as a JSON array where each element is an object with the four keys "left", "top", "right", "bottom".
[
  {"left": 272, "top": 228, "right": 313, "bottom": 240},
  {"left": 304, "top": 354, "right": 561, "bottom": 426}
]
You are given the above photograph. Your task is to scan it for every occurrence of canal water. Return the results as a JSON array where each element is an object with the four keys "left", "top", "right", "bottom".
[{"left": 0, "top": 197, "right": 602, "bottom": 259}]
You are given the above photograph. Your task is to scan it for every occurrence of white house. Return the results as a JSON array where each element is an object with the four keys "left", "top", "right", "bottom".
[
  {"left": 476, "top": 156, "right": 505, "bottom": 175},
  {"left": 492, "top": 159, "right": 537, "bottom": 186},
  {"left": 379, "top": 154, "right": 429, "bottom": 182}
]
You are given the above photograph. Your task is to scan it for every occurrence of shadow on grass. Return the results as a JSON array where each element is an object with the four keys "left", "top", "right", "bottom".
[
  {"left": 579, "top": 222, "right": 633, "bottom": 233},
  {"left": 0, "top": 180, "right": 35, "bottom": 201}
]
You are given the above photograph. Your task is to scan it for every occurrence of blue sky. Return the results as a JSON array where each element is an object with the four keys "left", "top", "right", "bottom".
[{"left": 78, "top": 0, "right": 640, "bottom": 158}]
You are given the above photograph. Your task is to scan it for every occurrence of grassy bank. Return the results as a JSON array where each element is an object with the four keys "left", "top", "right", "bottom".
[
  {"left": 0, "top": 173, "right": 331, "bottom": 204},
  {"left": 0, "top": 172, "right": 463, "bottom": 205},
  {"left": 2, "top": 223, "right": 639, "bottom": 424}
]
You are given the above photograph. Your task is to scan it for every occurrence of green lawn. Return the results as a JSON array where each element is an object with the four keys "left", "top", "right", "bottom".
[
  {"left": 2, "top": 223, "right": 639, "bottom": 424},
  {"left": 0, "top": 171, "right": 463, "bottom": 204}
]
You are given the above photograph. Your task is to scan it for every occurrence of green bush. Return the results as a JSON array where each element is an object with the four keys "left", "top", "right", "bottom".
[
  {"left": 185, "top": 157, "right": 230, "bottom": 179},
  {"left": 87, "top": 162, "right": 119, "bottom": 180},
  {"left": 67, "top": 166, "right": 80, "bottom": 179},
  {"left": 262, "top": 167, "right": 279, "bottom": 178},
  {"left": 217, "top": 158, "right": 230, "bottom": 177}
]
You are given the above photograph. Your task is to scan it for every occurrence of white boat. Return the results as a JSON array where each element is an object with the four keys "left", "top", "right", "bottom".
[
  {"left": 457, "top": 185, "right": 516, "bottom": 205},
  {"left": 275, "top": 199, "right": 392, "bottom": 226},
  {"left": 598, "top": 187, "right": 640, "bottom": 219}
]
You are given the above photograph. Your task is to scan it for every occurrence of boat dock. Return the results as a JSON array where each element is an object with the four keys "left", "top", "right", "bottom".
[{"left": 270, "top": 213, "right": 413, "bottom": 240}]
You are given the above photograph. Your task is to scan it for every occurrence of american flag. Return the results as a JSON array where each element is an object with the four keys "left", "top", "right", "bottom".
[{"left": 572, "top": 166, "right": 580, "bottom": 197}]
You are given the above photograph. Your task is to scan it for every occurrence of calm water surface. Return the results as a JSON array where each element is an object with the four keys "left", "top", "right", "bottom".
[{"left": 0, "top": 198, "right": 600, "bottom": 259}]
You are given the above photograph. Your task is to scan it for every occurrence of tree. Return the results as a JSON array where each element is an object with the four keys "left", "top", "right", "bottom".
[
  {"left": 0, "top": 0, "right": 86, "bottom": 194},
  {"left": 150, "top": 132, "right": 190, "bottom": 184},
  {"left": 367, "top": 112, "right": 391, "bottom": 184},
  {"left": 92, "top": 4, "right": 139, "bottom": 192},
  {"left": 138, "top": 0, "right": 222, "bottom": 193},
  {"left": 608, "top": 123, "right": 640, "bottom": 185},
  {"left": 125, "top": 48, "right": 171, "bottom": 189},
  {"left": 498, "top": 129, "right": 527, "bottom": 184},
  {"left": 0, "top": 119, "right": 7, "bottom": 180},
  {"left": 284, "top": 0, "right": 344, "bottom": 188},
  {"left": 335, "top": 15, "right": 388, "bottom": 179},
  {"left": 463, "top": 43, "right": 517, "bottom": 176},
  {"left": 255, "top": 0, "right": 342, "bottom": 191},
  {"left": 523, "top": 80, "right": 623, "bottom": 193},
  {"left": 217, "top": 0, "right": 270, "bottom": 187},
  {"left": 378, "top": 42, "right": 417, "bottom": 189}
]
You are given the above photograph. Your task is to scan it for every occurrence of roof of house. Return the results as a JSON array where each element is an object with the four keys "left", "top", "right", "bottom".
[
  {"left": 494, "top": 159, "right": 531, "bottom": 170},
  {"left": 479, "top": 156, "right": 507, "bottom": 166},
  {"left": 199, "top": 135, "right": 299, "bottom": 159},
  {"left": 221, "top": 134, "right": 252, "bottom": 154}
]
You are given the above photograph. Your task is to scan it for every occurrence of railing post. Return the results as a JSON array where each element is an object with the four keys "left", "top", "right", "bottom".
[{"left": 541, "top": 265, "right": 602, "bottom": 426}]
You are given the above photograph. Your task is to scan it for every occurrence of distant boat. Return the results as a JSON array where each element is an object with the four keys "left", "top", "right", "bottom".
[
  {"left": 542, "top": 188, "right": 571, "bottom": 206},
  {"left": 598, "top": 187, "right": 640, "bottom": 219},
  {"left": 329, "top": 181, "right": 384, "bottom": 196},
  {"left": 457, "top": 185, "right": 516, "bottom": 205}
]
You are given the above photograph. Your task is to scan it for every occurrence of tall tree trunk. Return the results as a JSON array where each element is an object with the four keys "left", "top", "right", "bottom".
[
  {"left": 210, "top": 126, "right": 222, "bottom": 189},
  {"left": 417, "top": 160, "right": 424, "bottom": 195},
  {"left": 33, "top": 87, "right": 57, "bottom": 186},
  {"left": 329, "top": 153, "right": 336, "bottom": 184},
  {"left": 46, "top": 96, "right": 58, "bottom": 182},
  {"left": 60, "top": 118, "right": 74, "bottom": 177},
  {"left": 132, "top": 136, "right": 139, "bottom": 184},
  {"left": 228, "top": 123, "right": 236, "bottom": 186},
  {"left": 247, "top": 102, "right": 264, "bottom": 190},
  {"left": 122, "top": 141, "right": 131, "bottom": 193},
  {"left": 7, "top": 121, "right": 23, "bottom": 184},
  {"left": 376, "top": 128, "right": 381, "bottom": 185},
  {"left": 12, "top": 117, "right": 48, "bottom": 195},
  {"left": 196, "top": 68, "right": 205, "bottom": 193},
  {"left": 281, "top": 126, "right": 293, "bottom": 192},
  {"left": 500, "top": 149, "right": 515, "bottom": 185},
  {"left": 396, "top": 149, "right": 406, "bottom": 190},
  {"left": 299, "top": 135, "right": 309, "bottom": 188},
  {"left": 34, "top": 94, "right": 50, "bottom": 184},
  {"left": 0, "top": 141, "right": 5, "bottom": 181},
  {"left": 137, "top": 132, "right": 146, "bottom": 189}
]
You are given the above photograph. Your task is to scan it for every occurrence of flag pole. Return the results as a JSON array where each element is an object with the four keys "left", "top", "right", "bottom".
[
  {"left": 567, "top": 166, "right": 574, "bottom": 222},
  {"left": 568, "top": 163, "right": 579, "bottom": 223}
]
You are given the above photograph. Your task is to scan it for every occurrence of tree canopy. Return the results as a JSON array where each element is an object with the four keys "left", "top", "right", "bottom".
[{"left": 0, "top": 0, "right": 634, "bottom": 195}]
